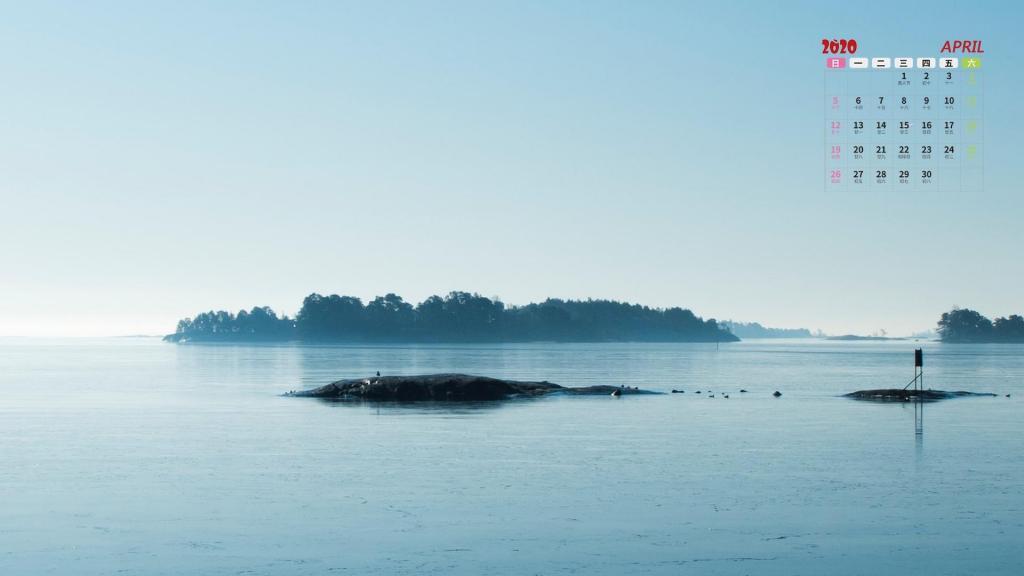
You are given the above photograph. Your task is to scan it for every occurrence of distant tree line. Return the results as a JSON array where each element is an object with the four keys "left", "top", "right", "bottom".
[
  {"left": 720, "top": 321, "right": 813, "bottom": 339},
  {"left": 168, "top": 306, "right": 295, "bottom": 342},
  {"left": 165, "top": 291, "right": 738, "bottom": 343},
  {"left": 937, "top": 308, "right": 1024, "bottom": 343}
]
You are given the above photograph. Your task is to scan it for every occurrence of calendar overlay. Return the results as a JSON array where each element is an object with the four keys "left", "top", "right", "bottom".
[{"left": 824, "top": 39, "right": 983, "bottom": 192}]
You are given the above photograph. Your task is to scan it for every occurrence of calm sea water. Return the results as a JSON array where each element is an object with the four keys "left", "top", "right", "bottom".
[{"left": 0, "top": 338, "right": 1021, "bottom": 575}]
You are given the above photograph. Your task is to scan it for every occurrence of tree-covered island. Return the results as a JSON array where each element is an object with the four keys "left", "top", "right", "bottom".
[
  {"left": 937, "top": 308, "right": 1024, "bottom": 343},
  {"left": 165, "top": 292, "right": 738, "bottom": 344}
]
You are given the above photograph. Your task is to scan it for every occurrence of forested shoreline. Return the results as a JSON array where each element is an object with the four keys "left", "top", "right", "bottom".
[
  {"left": 937, "top": 308, "right": 1024, "bottom": 343},
  {"left": 165, "top": 292, "right": 738, "bottom": 344}
]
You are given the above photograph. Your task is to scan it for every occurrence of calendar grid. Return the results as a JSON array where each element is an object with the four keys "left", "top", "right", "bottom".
[{"left": 824, "top": 52, "right": 983, "bottom": 193}]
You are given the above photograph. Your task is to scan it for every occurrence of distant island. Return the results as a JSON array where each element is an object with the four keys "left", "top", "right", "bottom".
[
  {"left": 938, "top": 308, "right": 1024, "bottom": 343},
  {"left": 826, "top": 335, "right": 907, "bottom": 341},
  {"left": 721, "top": 321, "right": 813, "bottom": 339},
  {"left": 165, "top": 291, "right": 738, "bottom": 344}
]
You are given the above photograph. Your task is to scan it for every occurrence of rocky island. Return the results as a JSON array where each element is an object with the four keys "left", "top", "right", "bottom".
[
  {"left": 844, "top": 388, "right": 997, "bottom": 402},
  {"left": 286, "top": 373, "right": 659, "bottom": 401}
]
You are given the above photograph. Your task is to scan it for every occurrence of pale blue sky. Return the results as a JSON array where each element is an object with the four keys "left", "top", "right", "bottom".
[{"left": 1, "top": 1, "right": 1020, "bottom": 336}]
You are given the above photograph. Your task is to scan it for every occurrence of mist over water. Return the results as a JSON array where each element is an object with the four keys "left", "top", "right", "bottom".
[{"left": 1, "top": 338, "right": 1021, "bottom": 575}]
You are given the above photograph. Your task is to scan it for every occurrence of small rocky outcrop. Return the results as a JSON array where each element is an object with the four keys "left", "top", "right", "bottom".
[
  {"left": 286, "top": 373, "right": 659, "bottom": 401},
  {"left": 844, "top": 388, "right": 997, "bottom": 402}
]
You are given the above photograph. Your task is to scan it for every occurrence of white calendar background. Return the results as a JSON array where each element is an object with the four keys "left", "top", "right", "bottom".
[{"left": 825, "top": 54, "right": 983, "bottom": 192}]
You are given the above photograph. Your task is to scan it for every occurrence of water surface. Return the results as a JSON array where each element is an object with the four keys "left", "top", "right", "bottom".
[{"left": 0, "top": 338, "right": 1021, "bottom": 575}]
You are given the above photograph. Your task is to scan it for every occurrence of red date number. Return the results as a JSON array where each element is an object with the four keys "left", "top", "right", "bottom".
[{"left": 821, "top": 38, "right": 857, "bottom": 54}]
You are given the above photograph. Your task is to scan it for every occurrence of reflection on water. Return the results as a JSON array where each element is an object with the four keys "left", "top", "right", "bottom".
[
  {"left": 915, "top": 398, "right": 925, "bottom": 437},
  {"left": 915, "top": 400, "right": 926, "bottom": 461},
  {"left": 0, "top": 338, "right": 1021, "bottom": 576},
  {"left": 320, "top": 398, "right": 518, "bottom": 415}
]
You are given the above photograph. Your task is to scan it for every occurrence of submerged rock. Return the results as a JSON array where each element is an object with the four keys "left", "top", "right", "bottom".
[
  {"left": 773, "top": 391, "right": 782, "bottom": 397},
  {"left": 286, "top": 373, "right": 659, "bottom": 402},
  {"left": 844, "top": 389, "right": 997, "bottom": 402}
]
